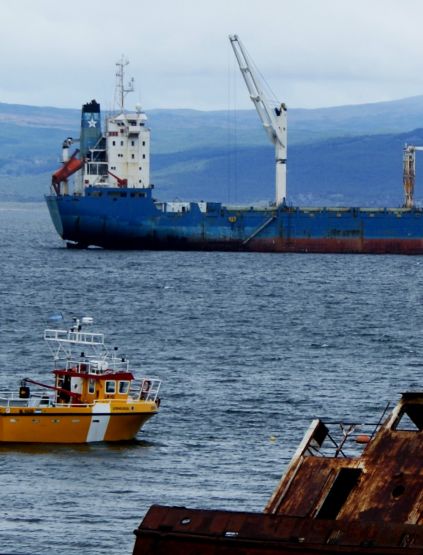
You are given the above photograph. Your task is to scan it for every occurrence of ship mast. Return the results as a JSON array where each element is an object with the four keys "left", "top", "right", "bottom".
[
  {"left": 115, "top": 55, "right": 134, "bottom": 113},
  {"left": 403, "top": 144, "right": 423, "bottom": 208}
]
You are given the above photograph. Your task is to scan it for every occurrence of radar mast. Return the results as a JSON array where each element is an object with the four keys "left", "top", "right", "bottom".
[{"left": 115, "top": 55, "right": 134, "bottom": 113}]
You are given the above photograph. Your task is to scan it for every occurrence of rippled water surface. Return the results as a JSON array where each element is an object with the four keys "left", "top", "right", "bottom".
[{"left": 0, "top": 203, "right": 422, "bottom": 554}]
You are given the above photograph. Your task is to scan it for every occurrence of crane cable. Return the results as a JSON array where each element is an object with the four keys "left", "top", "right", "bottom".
[{"left": 227, "top": 43, "right": 238, "bottom": 204}]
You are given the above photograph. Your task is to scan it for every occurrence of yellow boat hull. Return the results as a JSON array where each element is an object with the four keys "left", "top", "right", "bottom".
[{"left": 0, "top": 401, "right": 158, "bottom": 443}]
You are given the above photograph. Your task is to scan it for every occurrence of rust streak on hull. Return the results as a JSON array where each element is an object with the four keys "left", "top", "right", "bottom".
[
  {"left": 135, "top": 505, "right": 423, "bottom": 554},
  {"left": 247, "top": 238, "right": 423, "bottom": 254}
]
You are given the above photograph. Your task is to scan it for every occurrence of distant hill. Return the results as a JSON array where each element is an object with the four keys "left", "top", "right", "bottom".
[
  {"left": 149, "top": 95, "right": 423, "bottom": 151},
  {"left": 2, "top": 96, "right": 423, "bottom": 204},
  {"left": 152, "top": 128, "right": 423, "bottom": 207}
]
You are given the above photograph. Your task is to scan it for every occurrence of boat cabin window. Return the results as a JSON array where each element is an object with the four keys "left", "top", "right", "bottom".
[
  {"left": 88, "top": 379, "right": 95, "bottom": 394},
  {"left": 105, "top": 381, "right": 116, "bottom": 394},
  {"left": 393, "top": 403, "right": 423, "bottom": 431},
  {"left": 118, "top": 381, "right": 130, "bottom": 394}
]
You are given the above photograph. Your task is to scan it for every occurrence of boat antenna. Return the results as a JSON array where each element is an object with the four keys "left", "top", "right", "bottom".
[{"left": 115, "top": 55, "right": 134, "bottom": 113}]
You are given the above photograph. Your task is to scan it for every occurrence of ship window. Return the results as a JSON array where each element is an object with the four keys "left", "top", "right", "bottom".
[
  {"left": 105, "top": 381, "right": 116, "bottom": 394},
  {"left": 393, "top": 404, "right": 423, "bottom": 431},
  {"left": 131, "top": 141, "right": 135, "bottom": 146},
  {"left": 119, "top": 381, "right": 130, "bottom": 394},
  {"left": 143, "top": 154, "right": 146, "bottom": 159},
  {"left": 132, "top": 154, "right": 135, "bottom": 159},
  {"left": 120, "top": 141, "right": 124, "bottom": 146},
  {"left": 142, "top": 141, "right": 146, "bottom": 146},
  {"left": 88, "top": 379, "right": 95, "bottom": 394},
  {"left": 112, "top": 141, "right": 116, "bottom": 146},
  {"left": 315, "top": 468, "right": 362, "bottom": 520},
  {"left": 130, "top": 191, "right": 146, "bottom": 198}
]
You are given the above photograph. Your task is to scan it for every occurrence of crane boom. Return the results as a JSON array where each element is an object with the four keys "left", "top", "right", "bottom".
[{"left": 229, "top": 34, "right": 287, "bottom": 205}]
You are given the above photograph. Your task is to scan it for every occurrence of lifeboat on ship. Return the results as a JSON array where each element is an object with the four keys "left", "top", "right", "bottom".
[{"left": 0, "top": 317, "right": 161, "bottom": 443}]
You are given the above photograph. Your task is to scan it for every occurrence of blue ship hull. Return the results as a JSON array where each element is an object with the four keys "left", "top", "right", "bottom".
[{"left": 46, "top": 187, "right": 423, "bottom": 254}]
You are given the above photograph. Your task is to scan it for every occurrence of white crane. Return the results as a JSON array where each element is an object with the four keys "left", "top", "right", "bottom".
[
  {"left": 229, "top": 34, "right": 287, "bottom": 206},
  {"left": 403, "top": 144, "right": 423, "bottom": 208}
]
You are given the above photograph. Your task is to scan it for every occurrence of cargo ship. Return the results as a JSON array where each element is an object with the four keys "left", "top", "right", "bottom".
[
  {"left": 132, "top": 392, "right": 423, "bottom": 554},
  {"left": 46, "top": 37, "right": 423, "bottom": 254},
  {"left": 0, "top": 316, "right": 161, "bottom": 443}
]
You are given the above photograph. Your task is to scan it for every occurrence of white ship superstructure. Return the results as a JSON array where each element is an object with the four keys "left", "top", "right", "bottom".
[
  {"left": 104, "top": 108, "right": 150, "bottom": 188},
  {"left": 52, "top": 56, "right": 151, "bottom": 195}
]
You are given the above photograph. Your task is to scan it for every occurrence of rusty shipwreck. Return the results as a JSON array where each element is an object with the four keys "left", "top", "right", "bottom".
[{"left": 133, "top": 392, "right": 423, "bottom": 554}]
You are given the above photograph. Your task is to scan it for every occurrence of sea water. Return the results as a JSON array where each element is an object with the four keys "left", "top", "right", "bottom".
[{"left": 0, "top": 203, "right": 422, "bottom": 554}]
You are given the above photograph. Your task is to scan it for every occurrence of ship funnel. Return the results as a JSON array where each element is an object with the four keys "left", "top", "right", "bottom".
[{"left": 80, "top": 99, "right": 102, "bottom": 159}]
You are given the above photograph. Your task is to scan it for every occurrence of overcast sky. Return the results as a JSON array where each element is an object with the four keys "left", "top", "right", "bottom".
[{"left": 3, "top": 0, "right": 423, "bottom": 111}]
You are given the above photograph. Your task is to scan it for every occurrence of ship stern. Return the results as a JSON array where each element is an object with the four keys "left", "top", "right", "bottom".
[{"left": 45, "top": 194, "right": 64, "bottom": 237}]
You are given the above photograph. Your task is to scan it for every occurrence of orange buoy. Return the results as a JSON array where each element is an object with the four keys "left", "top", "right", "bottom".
[{"left": 355, "top": 434, "right": 371, "bottom": 444}]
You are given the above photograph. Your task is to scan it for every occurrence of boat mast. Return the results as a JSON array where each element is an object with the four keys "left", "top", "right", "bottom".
[
  {"left": 115, "top": 55, "right": 134, "bottom": 113},
  {"left": 229, "top": 35, "right": 287, "bottom": 206}
]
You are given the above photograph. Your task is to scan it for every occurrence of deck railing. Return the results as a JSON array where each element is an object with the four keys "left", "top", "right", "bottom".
[
  {"left": 64, "top": 357, "right": 130, "bottom": 374},
  {"left": 130, "top": 378, "right": 161, "bottom": 402},
  {"left": 0, "top": 390, "right": 56, "bottom": 408},
  {"left": 44, "top": 328, "right": 105, "bottom": 346}
]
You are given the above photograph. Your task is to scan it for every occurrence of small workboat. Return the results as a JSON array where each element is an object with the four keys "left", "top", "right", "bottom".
[{"left": 0, "top": 317, "right": 161, "bottom": 443}]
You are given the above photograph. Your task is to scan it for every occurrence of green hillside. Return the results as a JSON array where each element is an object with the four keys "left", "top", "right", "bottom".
[{"left": 1, "top": 96, "right": 423, "bottom": 204}]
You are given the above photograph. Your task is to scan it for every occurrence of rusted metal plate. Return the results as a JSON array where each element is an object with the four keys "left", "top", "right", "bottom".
[{"left": 133, "top": 505, "right": 423, "bottom": 554}]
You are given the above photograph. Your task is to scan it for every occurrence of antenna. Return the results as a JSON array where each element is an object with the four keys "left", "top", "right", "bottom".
[{"left": 115, "top": 55, "right": 134, "bottom": 113}]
